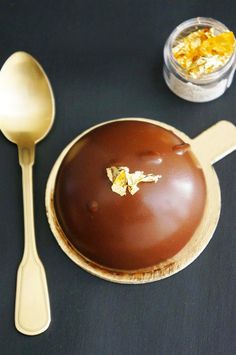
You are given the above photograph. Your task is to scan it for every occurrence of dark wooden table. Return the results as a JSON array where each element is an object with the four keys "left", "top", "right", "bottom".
[{"left": 0, "top": 1, "right": 235, "bottom": 354}]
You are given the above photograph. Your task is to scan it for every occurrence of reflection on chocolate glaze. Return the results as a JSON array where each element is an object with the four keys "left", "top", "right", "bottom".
[
  {"left": 87, "top": 201, "right": 98, "bottom": 213},
  {"left": 139, "top": 150, "right": 163, "bottom": 164},
  {"left": 173, "top": 143, "right": 190, "bottom": 155}
]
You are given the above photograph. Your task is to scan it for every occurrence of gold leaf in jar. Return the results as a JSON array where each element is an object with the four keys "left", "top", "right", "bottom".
[{"left": 172, "top": 28, "right": 236, "bottom": 78}]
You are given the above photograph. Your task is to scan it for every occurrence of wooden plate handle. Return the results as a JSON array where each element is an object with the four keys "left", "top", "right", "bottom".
[{"left": 192, "top": 120, "right": 236, "bottom": 165}]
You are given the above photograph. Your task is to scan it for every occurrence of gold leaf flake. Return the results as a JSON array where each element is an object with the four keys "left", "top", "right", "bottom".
[
  {"left": 106, "top": 166, "right": 162, "bottom": 196},
  {"left": 172, "top": 28, "right": 236, "bottom": 78},
  {"left": 112, "top": 170, "right": 127, "bottom": 196}
]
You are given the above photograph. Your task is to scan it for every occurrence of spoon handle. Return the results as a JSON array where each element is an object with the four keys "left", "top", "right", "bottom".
[{"left": 15, "top": 146, "right": 51, "bottom": 336}]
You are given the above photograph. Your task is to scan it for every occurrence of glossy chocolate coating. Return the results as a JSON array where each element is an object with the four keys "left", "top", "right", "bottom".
[{"left": 54, "top": 121, "right": 206, "bottom": 271}]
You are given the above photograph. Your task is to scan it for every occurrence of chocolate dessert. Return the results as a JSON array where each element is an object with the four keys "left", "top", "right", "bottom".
[{"left": 54, "top": 120, "right": 206, "bottom": 271}]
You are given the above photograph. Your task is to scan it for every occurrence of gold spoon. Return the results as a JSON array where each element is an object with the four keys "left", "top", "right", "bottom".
[{"left": 0, "top": 52, "right": 54, "bottom": 335}]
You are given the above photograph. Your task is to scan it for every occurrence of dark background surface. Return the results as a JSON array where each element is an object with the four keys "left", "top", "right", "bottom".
[{"left": 0, "top": 1, "right": 235, "bottom": 354}]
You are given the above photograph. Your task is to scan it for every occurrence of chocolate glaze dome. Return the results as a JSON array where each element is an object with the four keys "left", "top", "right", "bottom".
[{"left": 54, "top": 120, "right": 206, "bottom": 271}]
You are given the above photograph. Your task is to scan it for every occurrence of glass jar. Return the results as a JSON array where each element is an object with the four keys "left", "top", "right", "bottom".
[{"left": 163, "top": 17, "right": 236, "bottom": 102}]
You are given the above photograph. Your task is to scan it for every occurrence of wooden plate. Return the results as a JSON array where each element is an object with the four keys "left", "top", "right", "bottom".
[{"left": 45, "top": 118, "right": 236, "bottom": 284}]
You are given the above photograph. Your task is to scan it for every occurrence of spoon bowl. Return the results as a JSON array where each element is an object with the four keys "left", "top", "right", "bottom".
[
  {"left": 0, "top": 51, "right": 54, "bottom": 335},
  {"left": 0, "top": 52, "right": 54, "bottom": 145}
]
